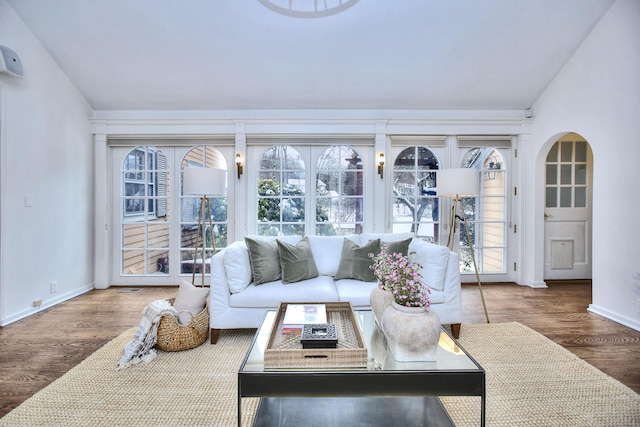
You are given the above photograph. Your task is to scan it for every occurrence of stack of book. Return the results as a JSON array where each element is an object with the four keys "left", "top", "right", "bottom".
[{"left": 281, "top": 303, "right": 327, "bottom": 334}]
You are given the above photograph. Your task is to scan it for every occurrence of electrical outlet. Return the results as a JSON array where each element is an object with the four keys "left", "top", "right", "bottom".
[
  {"left": 50, "top": 281, "right": 57, "bottom": 294},
  {"left": 33, "top": 299, "right": 42, "bottom": 307}
]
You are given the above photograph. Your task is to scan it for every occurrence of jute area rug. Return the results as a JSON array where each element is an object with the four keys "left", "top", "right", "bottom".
[{"left": 1, "top": 322, "right": 638, "bottom": 427}]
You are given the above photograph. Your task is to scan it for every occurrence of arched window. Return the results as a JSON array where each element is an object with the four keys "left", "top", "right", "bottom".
[
  {"left": 392, "top": 147, "right": 440, "bottom": 243},
  {"left": 315, "top": 145, "right": 364, "bottom": 236},
  {"left": 257, "top": 145, "right": 306, "bottom": 236},
  {"left": 459, "top": 148, "right": 506, "bottom": 273},
  {"left": 179, "top": 145, "right": 228, "bottom": 275},
  {"left": 120, "top": 146, "right": 169, "bottom": 275}
]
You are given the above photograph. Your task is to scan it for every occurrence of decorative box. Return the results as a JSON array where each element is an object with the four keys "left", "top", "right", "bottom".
[{"left": 300, "top": 323, "right": 338, "bottom": 349}]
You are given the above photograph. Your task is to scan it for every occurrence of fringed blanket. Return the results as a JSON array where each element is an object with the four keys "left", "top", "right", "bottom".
[{"left": 117, "top": 299, "right": 177, "bottom": 370}]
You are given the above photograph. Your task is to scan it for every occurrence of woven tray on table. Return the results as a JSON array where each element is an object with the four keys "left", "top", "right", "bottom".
[
  {"left": 264, "top": 301, "right": 367, "bottom": 369},
  {"left": 156, "top": 298, "right": 209, "bottom": 352}
]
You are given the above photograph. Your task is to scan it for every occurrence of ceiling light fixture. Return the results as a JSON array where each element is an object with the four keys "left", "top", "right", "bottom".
[{"left": 257, "top": 0, "right": 360, "bottom": 18}]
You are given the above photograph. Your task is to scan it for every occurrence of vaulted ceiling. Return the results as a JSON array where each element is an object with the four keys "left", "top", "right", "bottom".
[{"left": 7, "top": 0, "right": 614, "bottom": 111}]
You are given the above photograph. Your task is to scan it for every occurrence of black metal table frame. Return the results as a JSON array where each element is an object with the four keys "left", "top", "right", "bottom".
[{"left": 238, "top": 310, "right": 485, "bottom": 426}]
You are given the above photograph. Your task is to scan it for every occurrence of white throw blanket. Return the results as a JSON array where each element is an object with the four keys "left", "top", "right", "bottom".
[{"left": 117, "top": 299, "right": 177, "bottom": 370}]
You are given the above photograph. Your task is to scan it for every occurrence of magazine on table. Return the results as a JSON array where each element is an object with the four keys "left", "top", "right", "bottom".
[{"left": 281, "top": 303, "right": 327, "bottom": 334}]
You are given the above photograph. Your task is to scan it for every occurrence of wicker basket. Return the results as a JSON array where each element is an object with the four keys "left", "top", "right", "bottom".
[{"left": 156, "top": 298, "right": 209, "bottom": 352}]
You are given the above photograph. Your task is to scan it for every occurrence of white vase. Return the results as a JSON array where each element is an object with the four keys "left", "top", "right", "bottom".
[
  {"left": 370, "top": 285, "right": 394, "bottom": 329},
  {"left": 381, "top": 301, "right": 441, "bottom": 362}
]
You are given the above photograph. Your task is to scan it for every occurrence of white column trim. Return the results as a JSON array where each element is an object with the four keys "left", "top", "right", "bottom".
[
  {"left": 517, "top": 126, "right": 547, "bottom": 287},
  {"left": 93, "top": 127, "right": 110, "bottom": 289},
  {"left": 0, "top": 87, "right": 6, "bottom": 320}
]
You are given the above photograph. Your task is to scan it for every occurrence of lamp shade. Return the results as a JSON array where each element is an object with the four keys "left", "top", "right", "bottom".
[
  {"left": 183, "top": 167, "right": 226, "bottom": 196},
  {"left": 438, "top": 168, "right": 479, "bottom": 197}
]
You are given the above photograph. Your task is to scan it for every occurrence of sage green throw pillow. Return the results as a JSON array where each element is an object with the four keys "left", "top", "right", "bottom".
[
  {"left": 334, "top": 238, "right": 380, "bottom": 282},
  {"left": 383, "top": 238, "right": 412, "bottom": 257},
  {"left": 277, "top": 236, "right": 319, "bottom": 284},
  {"left": 245, "top": 237, "right": 281, "bottom": 285}
]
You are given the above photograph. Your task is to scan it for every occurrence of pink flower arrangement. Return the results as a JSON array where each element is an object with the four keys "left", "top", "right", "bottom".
[{"left": 369, "top": 245, "right": 430, "bottom": 308}]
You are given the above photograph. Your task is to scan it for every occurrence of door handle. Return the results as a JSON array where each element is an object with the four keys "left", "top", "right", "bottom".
[{"left": 544, "top": 213, "right": 553, "bottom": 219}]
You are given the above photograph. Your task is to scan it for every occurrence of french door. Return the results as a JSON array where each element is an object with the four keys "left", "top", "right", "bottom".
[{"left": 110, "top": 144, "right": 233, "bottom": 285}]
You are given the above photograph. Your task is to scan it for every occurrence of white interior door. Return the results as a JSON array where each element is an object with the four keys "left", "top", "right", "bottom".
[{"left": 544, "top": 135, "right": 592, "bottom": 280}]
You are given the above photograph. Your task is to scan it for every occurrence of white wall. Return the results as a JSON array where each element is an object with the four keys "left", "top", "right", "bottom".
[
  {"left": 527, "top": 0, "right": 640, "bottom": 329},
  {"left": 0, "top": 0, "right": 94, "bottom": 325},
  {"left": 2, "top": 0, "right": 638, "bottom": 332}
]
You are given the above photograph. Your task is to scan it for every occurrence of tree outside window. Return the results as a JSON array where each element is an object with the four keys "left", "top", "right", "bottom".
[
  {"left": 392, "top": 147, "right": 440, "bottom": 243},
  {"left": 257, "top": 145, "right": 357, "bottom": 236},
  {"left": 257, "top": 146, "right": 307, "bottom": 236},
  {"left": 315, "top": 145, "right": 363, "bottom": 236}
]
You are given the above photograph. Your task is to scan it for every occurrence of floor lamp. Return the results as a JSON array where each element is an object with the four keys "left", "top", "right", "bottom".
[
  {"left": 438, "top": 168, "right": 490, "bottom": 323},
  {"left": 183, "top": 167, "right": 226, "bottom": 286}
]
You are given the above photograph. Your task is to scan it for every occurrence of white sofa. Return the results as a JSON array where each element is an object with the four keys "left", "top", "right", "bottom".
[{"left": 209, "top": 233, "right": 462, "bottom": 343}]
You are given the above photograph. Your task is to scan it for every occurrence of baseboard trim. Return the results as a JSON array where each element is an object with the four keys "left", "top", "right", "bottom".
[
  {"left": 519, "top": 280, "right": 548, "bottom": 288},
  {"left": 588, "top": 304, "right": 640, "bottom": 332},
  {"left": 0, "top": 283, "right": 94, "bottom": 327}
]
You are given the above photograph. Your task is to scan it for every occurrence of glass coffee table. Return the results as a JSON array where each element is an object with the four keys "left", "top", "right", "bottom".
[{"left": 238, "top": 310, "right": 485, "bottom": 426}]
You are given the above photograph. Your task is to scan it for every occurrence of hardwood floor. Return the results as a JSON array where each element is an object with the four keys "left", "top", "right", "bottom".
[{"left": 0, "top": 282, "right": 638, "bottom": 418}]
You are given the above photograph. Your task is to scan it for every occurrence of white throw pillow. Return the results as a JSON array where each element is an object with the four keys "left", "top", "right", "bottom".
[
  {"left": 307, "top": 235, "right": 348, "bottom": 276},
  {"left": 173, "top": 280, "right": 210, "bottom": 324},
  {"left": 409, "top": 239, "right": 450, "bottom": 292},
  {"left": 223, "top": 241, "right": 253, "bottom": 293}
]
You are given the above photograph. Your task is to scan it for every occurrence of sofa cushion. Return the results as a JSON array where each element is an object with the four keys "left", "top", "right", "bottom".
[
  {"left": 245, "top": 234, "right": 303, "bottom": 245},
  {"left": 409, "top": 239, "right": 450, "bottom": 292},
  {"left": 428, "top": 288, "right": 445, "bottom": 304},
  {"left": 223, "top": 241, "right": 253, "bottom": 293},
  {"left": 334, "top": 279, "right": 379, "bottom": 308},
  {"left": 334, "top": 238, "right": 380, "bottom": 282},
  {"left": 277, "top": 236, "right": 319, "bottom": 284},
  {"left": 344, "top": 234, "right": 361, "bottom": 244},
  {"left": 229, "top": 275, "right": 339, "bottom": 308},
  {"left": 245, "top": 237, "right": 281, "bottom": 285},
  {"left": 307, "top": 235, "right": 345, "bottom": 276},
  {"left": 358, "top": 232, "right": 414, "bottom": 246}
]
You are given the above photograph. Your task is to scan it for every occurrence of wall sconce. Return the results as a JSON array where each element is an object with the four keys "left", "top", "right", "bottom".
[
  {"left": 377, "top": 153, "right": 385, "bottom": 178},
  {"left": 235, "top": 153, "right": 243, "bottom": 179}
]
